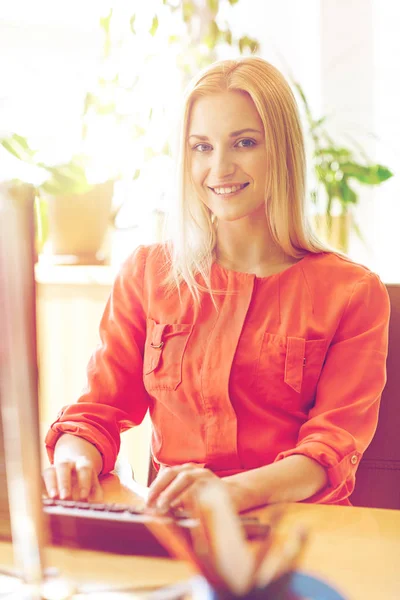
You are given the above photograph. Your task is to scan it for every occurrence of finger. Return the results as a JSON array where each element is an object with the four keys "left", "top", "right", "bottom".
[
  {"left": 170, "top": 476, "right": 213, "bottom": 510},
  {"left": 75, "top": 457, "right": 95, "bottom": 501},
  {"left": 54, "top": 460, "right": 74, "bottom": 500},
  {"left": 170, "top": 489, "right": 192, "bottom": 510},
  {"left": 147, "top": 463, "right": 199, "bottom": 506},
  {"left": 155, "top": 468, "right": 206, "bottom": 513},
  {"left": 147, "top": 467, "right": 179, "bottom": 506},
  {"left": 42, "top": 466, "right": 59, "bottom": 499},
  {"left": 88, "top": 469, "right": 103, "bottom": 503}
]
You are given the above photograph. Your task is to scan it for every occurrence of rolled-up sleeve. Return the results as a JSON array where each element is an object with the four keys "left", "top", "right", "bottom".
[
  {"left": 274, "top": 272, "right": 390, "bottom": 503},
  {"left": 45, "top": 245, "right": 150, "bottom": 474}
]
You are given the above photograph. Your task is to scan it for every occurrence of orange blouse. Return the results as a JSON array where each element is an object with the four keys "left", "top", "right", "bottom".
[{"left": 45, "top": 244, "right": 390, "bottom": 505}]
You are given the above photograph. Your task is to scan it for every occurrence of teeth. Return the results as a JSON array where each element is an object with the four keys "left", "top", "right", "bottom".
[{"left": 212, "top": 184, "right": 246, "bottom": 195}]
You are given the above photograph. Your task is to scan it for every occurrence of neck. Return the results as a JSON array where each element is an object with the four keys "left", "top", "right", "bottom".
[{"left": 215, "top": 212, "right": 289, "bottom": 272}]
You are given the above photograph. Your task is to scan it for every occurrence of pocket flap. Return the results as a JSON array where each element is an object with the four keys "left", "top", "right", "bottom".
[
  {"left": 284, "top": 337, "right": 305, "bottom": 393},
  {"left": 144, "top": 320, "right": 167, "bottom": 374}
]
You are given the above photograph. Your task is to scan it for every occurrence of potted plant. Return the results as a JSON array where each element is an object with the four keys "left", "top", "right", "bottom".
[
  {"left": 293, "top": 82, "right": 393, "bottom": 253},
  {"left": 1, "top": 134, "right": 116, "bottom": 264}
]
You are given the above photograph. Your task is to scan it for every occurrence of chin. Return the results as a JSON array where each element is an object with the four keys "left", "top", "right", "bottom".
[{"left": 214, "top": 210, "right": 251, "bottom": 222}]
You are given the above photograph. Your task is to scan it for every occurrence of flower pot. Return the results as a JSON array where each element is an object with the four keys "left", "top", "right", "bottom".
[
  {"left": 312, "top": 213, "right": 351, "bottom": 253},
  {"left": 45, "top": 181, "right": 114, "bottom": 264}
]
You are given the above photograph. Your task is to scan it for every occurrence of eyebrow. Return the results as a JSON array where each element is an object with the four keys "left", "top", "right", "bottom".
[{"left": 188, "top": 128, "right": 263, "bottom": 141}]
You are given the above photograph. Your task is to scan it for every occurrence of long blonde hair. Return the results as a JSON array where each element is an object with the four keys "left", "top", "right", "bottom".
[{"left": 165, "top": 56, "right": 328, "bottom": 301}]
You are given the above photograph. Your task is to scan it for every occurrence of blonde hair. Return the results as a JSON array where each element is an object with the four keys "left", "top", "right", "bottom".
[{"left": 165, "top": 56, "right": 328, "bottom": 301}]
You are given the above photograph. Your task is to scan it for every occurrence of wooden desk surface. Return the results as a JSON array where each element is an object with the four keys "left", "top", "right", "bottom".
[{"left": 1, "top": 473, "right": 399, "bottom": 599}]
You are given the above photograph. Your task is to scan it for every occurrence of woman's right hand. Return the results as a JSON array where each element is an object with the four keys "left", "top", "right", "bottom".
[
  {"left": 43, "top": 456, "right": 103, "bottom": 501},
  {"left": 42, "top": 433, "right": 103, "bottom": 501}
]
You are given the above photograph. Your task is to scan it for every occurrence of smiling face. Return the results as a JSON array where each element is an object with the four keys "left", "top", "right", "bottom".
[{"left": 187, "top": 90, "right": 268, "bottom": 223}]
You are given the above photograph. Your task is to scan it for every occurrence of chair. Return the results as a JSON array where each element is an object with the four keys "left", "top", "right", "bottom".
[{"left": 350, "top": 284, "right": 400, "bottom": 509}]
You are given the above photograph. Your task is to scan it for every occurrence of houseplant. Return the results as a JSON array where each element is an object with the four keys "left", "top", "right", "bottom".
[
  {"left": 293, "top": 82, "right": 393, "bottom": 253},
  {"left": 1, "top": 134, "right": 116, "bottom": 263}
]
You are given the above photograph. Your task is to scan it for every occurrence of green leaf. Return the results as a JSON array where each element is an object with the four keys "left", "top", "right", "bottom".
[
  {"left": 149, "top": 15, "right": 159, "bottom": 36},
  {"left": 207, "top": 0, "right": 219, "bottom": 12},
  {"left": 341, "top": 162, "right": 393, "bottom": 185},
  {"left": 168, "top": 34, "right": 180, "bottom": 43},
  {"left": 131, "top": 125, "right": 146, "bottom": 138},
  {"left": 40, "top": 166, "right": 92, "bottom": 196},
  {"left": 238, "top": 35, "right": 259, "bottom": 54},
  {"left": 313, "top": 116, "right": 328, "bottom": 128},
  {"left": 96, "top": 102, "right": 117, "bottom": 115},
  {"left": 162, "top": 142, "right": 171, "bottom": 155},
  {"left": 100, "top": 9, "right": 113, "bottom": 34},
  {"left": 182, "top": 0, "right": 195, "bottom": 23},
  {"left": 83, "top": 92, "right": 96, "bottom": 115},
  {"left": 316, "top": 146, "right": 352, "bottom": 160},
  {"left": 204, "top": 20, "right": 219, "bottom": 49},
  {"left": 339, "top": 179, "right": 358, "bottom": 204},
  {"left": 228, "top": 0, "right": 240, "bottom": 4},
  {"left": 322, "top": 180, "right": 341, "bottom": 203},
  {"left": 132, "top": 169, "right": 140, "bottom": 181},
  {"left": 34, "top": 194, "right": 49, "bottom": 252},
  {"left": 130, "top": 15, "right": 136, "bottom": 34},
  {"left": 144, "top": 147, "right": 156, "bottom": 161},
  {"left": 1, "top": 134, "right": 36, "bottom": 162},
  {"left": 221, "top": 28, "right": 232, "bottom": 45}
]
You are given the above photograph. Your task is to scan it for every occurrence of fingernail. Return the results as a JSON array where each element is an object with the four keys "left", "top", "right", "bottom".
[
  {"left": 49, "top": 489, "right": 58, "bottom": 499},
  {"left": 79, "top": 489, "right": 89, "bottom": 500},
  {"left": 60, "top": 488, "right": 69, "bottom": 500}
]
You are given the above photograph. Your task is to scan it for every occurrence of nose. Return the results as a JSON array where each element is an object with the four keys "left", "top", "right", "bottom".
[{"left": 211, "top": 148, "right": 235, "bottom": 180}]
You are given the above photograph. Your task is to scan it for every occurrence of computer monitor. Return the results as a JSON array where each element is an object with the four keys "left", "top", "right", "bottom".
[{"left": 0, "top": 182, "right": 45, "bottom": 587}]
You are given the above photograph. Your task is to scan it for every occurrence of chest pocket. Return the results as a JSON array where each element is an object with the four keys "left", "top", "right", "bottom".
[
  {"left": 256, "top": 333, "right": 327, "bottom": 411},
  {"left": 143, "top": 319, "right": 192, "bottom": 391}
]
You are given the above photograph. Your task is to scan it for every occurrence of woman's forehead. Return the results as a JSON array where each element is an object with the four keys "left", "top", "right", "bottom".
[{"left": 188, "top": 91, "right": 264, "bottom": 137}]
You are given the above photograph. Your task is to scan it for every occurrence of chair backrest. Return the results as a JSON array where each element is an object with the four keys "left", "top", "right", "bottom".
[{"left": 351, "top": 284, "right": 400, "bottom": 509}]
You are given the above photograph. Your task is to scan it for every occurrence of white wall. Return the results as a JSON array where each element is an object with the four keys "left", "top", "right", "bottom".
[
  {"left": 0, "top": 2, "right": 101, "bottom": 163},
  {"left": 319, "top": 0, "right": 399, "bottom": 282},
  {"left": 371, "top": 0, "right": 400, "bottom": 283}
]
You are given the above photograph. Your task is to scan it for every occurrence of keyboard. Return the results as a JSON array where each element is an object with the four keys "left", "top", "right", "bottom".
[{"left": 43, "top": 498, "right": 270, "bottom": 557}]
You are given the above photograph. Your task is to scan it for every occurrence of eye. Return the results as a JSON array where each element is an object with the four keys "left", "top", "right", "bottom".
[
  {"left": 236, "top": 138, "right": 256, "bottom": 148},
  {"left": 192, "top": 143, "right": 212, "bottom": 152}
]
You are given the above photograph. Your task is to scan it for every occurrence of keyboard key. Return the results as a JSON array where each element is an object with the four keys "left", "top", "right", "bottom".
[
  {"left": 74, "top": 502, "right": 91, "bottom": 510},
  {"left": 89, "top": 503, "right": 106, "bottom": 511},
  {"left": 128, "top": 506, "right": 145, "bottom": 514},
  {"left": 42, "top": 498, "right": 55, "bottom": 506},
  {"left": 106, "top": 504, "right": 129, "bottom": 513},
  {"left": 58, "top": 500, "right": 77, "bottom": 508}
]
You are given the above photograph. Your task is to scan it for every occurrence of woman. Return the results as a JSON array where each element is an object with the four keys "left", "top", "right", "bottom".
[{"left": 43, "top": 57, "right": 390, "bottom": 512}]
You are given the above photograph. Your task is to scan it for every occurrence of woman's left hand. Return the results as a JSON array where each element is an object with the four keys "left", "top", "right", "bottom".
[{"left": 146, "top": 463, "right": 234, "bottom": 513}]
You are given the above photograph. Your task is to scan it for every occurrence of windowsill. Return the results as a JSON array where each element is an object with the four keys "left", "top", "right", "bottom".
[{"left": 35, "top": 260, "right": 116, "bottom": 287}]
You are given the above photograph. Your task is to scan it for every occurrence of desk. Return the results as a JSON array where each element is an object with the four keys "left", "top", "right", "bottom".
[{"left": 1, "top": 473, "right": 399, "bottom": 599}]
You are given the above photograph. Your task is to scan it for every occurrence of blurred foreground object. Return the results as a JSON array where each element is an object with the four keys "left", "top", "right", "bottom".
[
  {"left": 146, "top": 477, "right": 309, "bottom": 599},
  {"left": 0, "top": 182, "right": 75, "bottom": 599},
  {"left": 0, "top": 182, "right": 44, "bottom": 588}
]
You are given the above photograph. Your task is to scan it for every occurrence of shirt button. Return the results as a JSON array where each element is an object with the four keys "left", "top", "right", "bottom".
[{"left": 351, "top": 455, "right": 358, "bottom": 465}]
